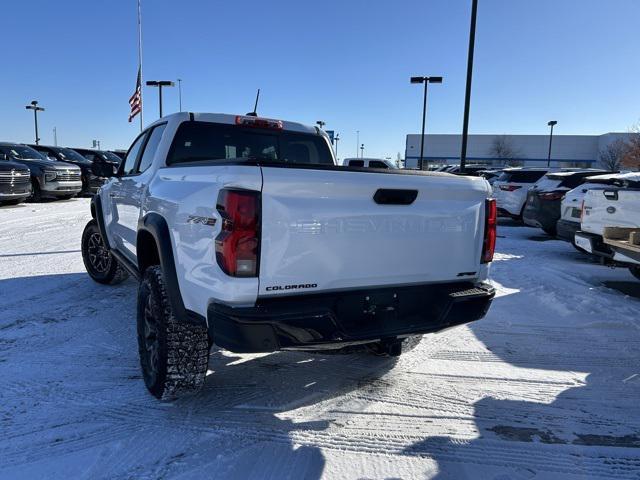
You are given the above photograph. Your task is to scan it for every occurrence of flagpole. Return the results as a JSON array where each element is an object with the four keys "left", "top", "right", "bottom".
[{"left": 137, "top": 0, "right": 143, "bottom": 131}]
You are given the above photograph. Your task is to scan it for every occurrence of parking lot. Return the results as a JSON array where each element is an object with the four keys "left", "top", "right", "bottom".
[{"left": 0, "top": 198, "right": 638, "bottom": 479}]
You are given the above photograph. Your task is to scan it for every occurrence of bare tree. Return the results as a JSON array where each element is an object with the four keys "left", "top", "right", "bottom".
[
  {"left": 622, "top": 123, "right": 640, "bottom": 170},
  {"left": 599, "top": 139, "right": 628, "bottom": 171},
  {"left": 489, "top": 135, "right": 521, "bottom": 166}
]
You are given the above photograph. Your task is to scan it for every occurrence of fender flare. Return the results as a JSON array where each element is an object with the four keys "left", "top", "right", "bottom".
[
  {"left": 91, "top": 195, "right": 111, "bottom": 250},
  {"left": 138, "top": 213, "right": 207, "bottom": 328}
]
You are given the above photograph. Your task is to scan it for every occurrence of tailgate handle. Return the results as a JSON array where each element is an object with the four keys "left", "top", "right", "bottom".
[
  {"left": 603, "top": 190, "right": 618, "bottom": 201},
  {"left": 373, "top": 189, "right": 418, "bottom": 205}
]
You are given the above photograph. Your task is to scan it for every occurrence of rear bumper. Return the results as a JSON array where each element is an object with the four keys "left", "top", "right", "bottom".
[
  {"left": 208, "top": 282, "right": 495, "bottom": 353},
  {"left": 556, "top": 219, "right": 580, "bottom": 243},
  {"left": 523, "top": 200, "right": 560, "bottom": 232}
]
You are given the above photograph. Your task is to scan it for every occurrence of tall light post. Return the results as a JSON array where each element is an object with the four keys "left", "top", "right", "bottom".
[
  {"left": 547, "top": 120, "right": 557, "bottom": 167},
  {"left": 460, "top": 0, "right": 479, "bottom": 174},
  {"left": 146, "top": 80, "right": 175, "bottom": 118},
  {"left": 360, "top": 143, "right": 365, "bottom": 158},
  {"left": 410, "top": 76, "right": 443, "bottom": 170},
  {"left": 25, "top": 100, "right": 45, "bottom": 145},
  {"left": 316, "top": 120, "right": 325, "bottom": 129},
  {"left": 334, "top": 133, "right": 340, "bottom": 159},
  {"left": 177, "top": 78, "right": 183, "bottom": 112}
]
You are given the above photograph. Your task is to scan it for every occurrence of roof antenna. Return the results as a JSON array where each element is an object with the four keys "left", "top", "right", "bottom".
[{"left": 247, "top": 89, "right": 260, "bottom": 117}]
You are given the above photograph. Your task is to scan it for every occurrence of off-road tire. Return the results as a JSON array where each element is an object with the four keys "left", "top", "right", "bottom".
[
  {"left": 630, "top": 266, "right": 640, "bottom": 282},
  {"left": 81, "top": 220, "right": 129, "bottom": 285},
  {"left": 367, "top": 335, "right": 423, "bottom": 357},
  {"left": 137, "top": 266, "right": 209, "bottom": 400}
]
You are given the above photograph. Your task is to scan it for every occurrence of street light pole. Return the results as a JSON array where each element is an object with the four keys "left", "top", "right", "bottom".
[
  {"left": 547, "top": 120, "right": 557, "bottom": 167},
  {"left": 360, "top": 144, "right": 364, "bottom": 158},
  {"left": 177, "top": 78, "right": 183, "bottom": 112},
  {"left": 334, "top": 133, "right": 340, "bottom": 159},
  {"left": 410, "top": 76, "right": 443, "bottom": 170},
  {"left": 146, "top": 80, "right": 175, "bottom": 118},
  {"left": 25, "top": 100, "right": 45, "bottom": 145},
  {"left": 316, "top": 120, "right": 325, "bottom": 129},
  {"left": 460, "top": 0, "right": 479, "bottom": 174}
]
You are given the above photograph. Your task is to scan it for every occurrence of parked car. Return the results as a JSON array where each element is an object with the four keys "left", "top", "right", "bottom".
[
  {"left": 478, "top": 169, "right": 503, "bottom": 185},
  {"left": 81, "top": 112, "right": 496, "bottom": 400},
  {"left": 0, "top": 153, "right": 32, "bottom": 205},
  {"left": 522, "top": 169, "right": 608, "bottom": 235},
  {"left": 73, "top": 148, "right": 123, "bottom": 169},
  {"left": 448, "top": 164, "right": 494, "bottom": 176},
  {"left": 575, "top": 174, "right": 640, "bottom": 280},
  {"left": 492, "top": 167, "right": 549, "bottom": 220},
  {"left": 556, "top": 173, "right": 629, "bottom": 246},
  {"left": 109, "top": 150, "right": 127, "bottom": 161},
  {"left": 0, "top": 143, "right": 82, "bottom": 201},
  {"left": 29, "top": 144, "right": 107, "bottom": 195},
  {"left": 343, "top": 158, "right": 397, "bottom": 169}
]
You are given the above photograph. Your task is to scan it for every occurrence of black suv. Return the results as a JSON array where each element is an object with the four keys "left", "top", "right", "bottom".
[
  {"left": 523, "top": 170, "right": 608, "bottom": 235},
  {"left": 30, "top": 145, "right": 106, "bottom": 195},
  {"left": 0, "top": 154, "right": 31, "bottom": 205},
  {"left": 73, "top": 148, "right": 123, "bottom": 170},
  {"left": 0, "top": 143, "right": 83, "bottom": 201}
]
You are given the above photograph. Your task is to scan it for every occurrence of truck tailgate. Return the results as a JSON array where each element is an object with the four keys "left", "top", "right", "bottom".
[{"left": 259, "top": 167, "right": 490, "bottom": 296}]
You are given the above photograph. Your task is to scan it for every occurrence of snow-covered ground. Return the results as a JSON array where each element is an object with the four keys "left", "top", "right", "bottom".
[{"left": 1, "top": 198, "right": 639, "bottom": 479}]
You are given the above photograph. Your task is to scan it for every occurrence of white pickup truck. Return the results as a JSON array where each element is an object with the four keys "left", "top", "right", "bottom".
[
  {"left": 575, "top": 173, "right": 640, "bottom": 280},
  {"left": 81, "top": 113, "right": 496, "bottom": 400}
]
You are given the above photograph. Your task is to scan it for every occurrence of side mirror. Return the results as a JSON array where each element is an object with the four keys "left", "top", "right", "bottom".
[{"left": 92, "top": 159, "right": 117, "bottom": 178}]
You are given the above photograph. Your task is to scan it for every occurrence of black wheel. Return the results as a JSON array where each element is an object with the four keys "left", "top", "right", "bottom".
[
  {"left": 367, "top": 335, "right": 423, "bottom": 357},
  {"left": 137, "top": 266, "right": 210, "bottom": 400},
  {"left": 543, "top": 227, "right": 557, "bottom": 237},
  {"left": 59, "top": 195, "right": 75, "bottom": 200},
  {"left": 630, "top": 266, "right": 640, "bottom": 281},
  {"left": 81, "top": 220, "right": 129, "bottom": 285},
  {"left": 30, "top": 180, "right": 42, "bottom": 202}
]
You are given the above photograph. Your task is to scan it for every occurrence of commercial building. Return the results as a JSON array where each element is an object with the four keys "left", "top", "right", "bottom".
[{"left": 405, "top": 133, "right": 634, "bottom": 169}]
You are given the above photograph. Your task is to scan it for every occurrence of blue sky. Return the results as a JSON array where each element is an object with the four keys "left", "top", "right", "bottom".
[{"left": 1, "top": 0, "right": 639, "bottom": 158}]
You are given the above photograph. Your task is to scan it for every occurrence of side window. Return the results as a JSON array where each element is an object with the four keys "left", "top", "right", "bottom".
[
  {"left": 137, "top": 124, "right": 166, "bottom": 173},
  {"left": 369, "top": 160, "right": 388, "bottom": 169},
  {"left": 348, "top": 160, "right": 365, "bottom": 167},
  {"left": 122, "top": 132, "right": 148, "bottom": 175}
]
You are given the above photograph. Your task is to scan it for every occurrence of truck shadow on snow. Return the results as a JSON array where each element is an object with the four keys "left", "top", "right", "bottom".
[
  {"left": 0, "top": 272, "right": 401, "bottom": 479},
  {"left": 401, "top": 259, "right": 640, "bottom": 478}
]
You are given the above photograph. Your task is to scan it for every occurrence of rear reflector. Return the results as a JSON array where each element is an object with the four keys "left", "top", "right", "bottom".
[
  {"left": 235, "top": 115, "right": 283, "bottom": 130},
  {"left": 482, "top": 199, "right": 497, "bottom": 263},
  {"left": 499, "top": 185, "right": 522, "bottom": 192},
  {"left": 215, "top": 189, "right": 261, "bottom": 277}
]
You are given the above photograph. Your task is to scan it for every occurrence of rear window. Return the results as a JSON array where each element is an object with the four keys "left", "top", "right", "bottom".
[
  {"left": 533, "top": 175, "right": 563, "bottom": 191},
  {"left": 559, "top": 173, "right": 606, "bottom": 189},
  {"left": 497, "top": 170, "right": 547, "bottom": 183},
  {"left": 368, "top": 160, "right": 389, "bottom": 169},
  {"left": 167, "top": 121, "right": 333, "bottom": 166}
]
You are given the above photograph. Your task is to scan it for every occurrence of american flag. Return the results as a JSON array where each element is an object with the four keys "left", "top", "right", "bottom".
[{"left": 128, "top": 67, "right": 142, "bottom": 122}]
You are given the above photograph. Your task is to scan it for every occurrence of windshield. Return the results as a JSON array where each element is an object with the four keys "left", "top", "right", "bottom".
[
  {"left": 0, "top": 144, "right": 46, "bottom": 161},
  {"left": 56, "top": 148, "right": 90, "bottom": 163},
  {"left": 102, "top": 151, "right": 123, "bottom": 164},
  {"left": 167, "top": 122, "right": 334, "bottom": 166}
]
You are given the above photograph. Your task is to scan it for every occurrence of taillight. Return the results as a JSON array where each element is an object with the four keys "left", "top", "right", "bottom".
[
  {"left": 482, "top": 199, "right": 497, "bottom": 263},
  {"left": 215, "top": 189, "right": 260, "bottom": 277},
  {"left": 499, "top": 185, "right": 522, "bottom": 192},
  {"left": 539, "top": 191, "right": 564, "bottom": 201},
  {"left": 235, "top": 115, "right": 283, "bottom": 130}
]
